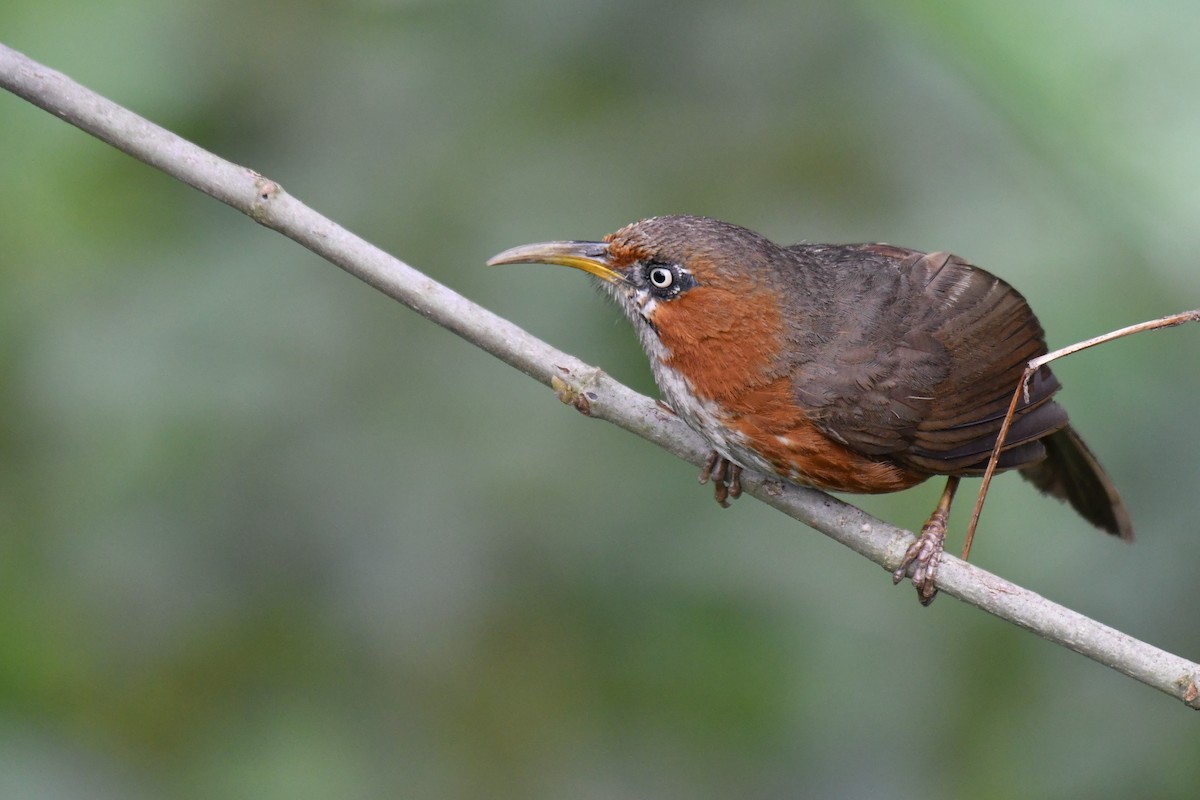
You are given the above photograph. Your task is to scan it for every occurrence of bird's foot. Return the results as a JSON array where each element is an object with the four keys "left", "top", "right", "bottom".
[
  {"left": 698, "top": 451, "right": 743, "bottom": 508},
  {"left": 891, "top": 508, "right": 949, "bottom": 606}
]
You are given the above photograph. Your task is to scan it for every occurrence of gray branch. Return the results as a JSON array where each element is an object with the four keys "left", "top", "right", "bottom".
[{"left": 3, "top": 41, "right": 1196, "bottom": 709}]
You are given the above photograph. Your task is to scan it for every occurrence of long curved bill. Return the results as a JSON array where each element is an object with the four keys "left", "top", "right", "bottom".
[{"left": 486, "top": 240, "right": 624, "bottom": 284}]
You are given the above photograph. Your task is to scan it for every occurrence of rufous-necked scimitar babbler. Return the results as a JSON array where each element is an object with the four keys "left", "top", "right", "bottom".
[{"left": 489, "top": 215, "right": 1133, "bottom": 604}]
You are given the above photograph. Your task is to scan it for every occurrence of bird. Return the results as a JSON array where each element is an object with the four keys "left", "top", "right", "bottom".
[{"left": 488, "top": 215, "right": 1133, "bottom": 603}]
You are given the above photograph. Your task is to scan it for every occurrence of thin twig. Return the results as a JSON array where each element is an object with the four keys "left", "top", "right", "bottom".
[
  {"left": 2, "top": 42, "right": 1197, "bottom": 709},
  {"left": 962, "top": 309, "right": 1200, "bottom": 561}
]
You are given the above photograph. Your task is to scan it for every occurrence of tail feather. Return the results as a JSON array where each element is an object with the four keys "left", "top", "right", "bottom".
[{"left": 1019, "top": 426, "right": 1133, "bottom": 540}]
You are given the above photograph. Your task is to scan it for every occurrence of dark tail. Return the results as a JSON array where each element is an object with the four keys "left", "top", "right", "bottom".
[
  {"left": 1017, "top": 424, "right": 1128, "bottom": 544},
  {"left": 1019, "top": 426, "right": 1134, "bottom": 541}
]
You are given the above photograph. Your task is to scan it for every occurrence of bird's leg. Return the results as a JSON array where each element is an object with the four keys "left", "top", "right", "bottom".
[
  {"left": 698, "top": 451, "right": 743, "bottom": 508},
  {"left": 892, "top": 475, "right": 960, "bottom": 606}
]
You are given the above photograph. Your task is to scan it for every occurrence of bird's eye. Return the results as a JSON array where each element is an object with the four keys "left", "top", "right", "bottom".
[
  {"left": 648, "top": 265, "right": 674, "bottom": 289},
  {"left": 641, "top": 260, "right": 695, "bottom": 300}
]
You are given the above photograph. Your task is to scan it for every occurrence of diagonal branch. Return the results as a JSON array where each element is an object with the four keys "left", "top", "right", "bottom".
[{"left": 3, "top": 42, "right": 1197, "bottom": 709}]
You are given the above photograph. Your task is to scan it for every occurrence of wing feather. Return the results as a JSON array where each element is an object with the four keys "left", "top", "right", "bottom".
[{"left": 781, "top": 244, "right": 1064, "bottom": 475}]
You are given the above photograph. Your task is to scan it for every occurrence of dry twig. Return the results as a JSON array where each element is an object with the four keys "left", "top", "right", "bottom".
[{"left": 963, "top": 310, "right": 1200, "bottom": 561}]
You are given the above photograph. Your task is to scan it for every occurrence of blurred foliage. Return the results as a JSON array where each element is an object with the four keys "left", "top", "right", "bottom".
[{"left": 2, "top": 1, "right": 1199, "bottom": 798}]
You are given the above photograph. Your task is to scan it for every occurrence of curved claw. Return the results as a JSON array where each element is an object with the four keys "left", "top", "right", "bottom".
[
  {"left": 698, "top": 452, "right": 743, "bottom": 508},
  {"left": 891, "top": 518, "right": 946, "bottom": 606}
]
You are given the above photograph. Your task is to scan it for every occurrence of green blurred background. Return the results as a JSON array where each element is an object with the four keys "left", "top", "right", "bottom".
[{"left": 2, "top": 1, "right": 1199, "bottom": 797}]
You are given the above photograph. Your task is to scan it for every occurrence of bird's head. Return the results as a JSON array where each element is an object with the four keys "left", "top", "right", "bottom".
[{"left": 488, "top": 216, "right": 784, "bottom": 357}]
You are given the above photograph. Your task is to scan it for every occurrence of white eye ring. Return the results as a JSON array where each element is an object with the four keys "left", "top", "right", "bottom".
[{"left": 648, "top": 266, "right": 674, "bottom": 289}]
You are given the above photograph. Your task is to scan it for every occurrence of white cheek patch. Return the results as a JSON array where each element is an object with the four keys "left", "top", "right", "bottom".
[
  {"left": 639, "top": 295, "right": 658, "bottom": 318},
  {"left": 632, "top": 288, "right": 655, "bottom": 312}
]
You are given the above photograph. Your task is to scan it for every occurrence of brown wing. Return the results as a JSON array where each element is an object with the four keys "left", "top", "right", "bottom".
[
  {"left": 781, "top": 244, "right": 1063, "bottom": 476},
  {"left": 893, "top": 248, "right": 1067, "bottom": 474}
]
